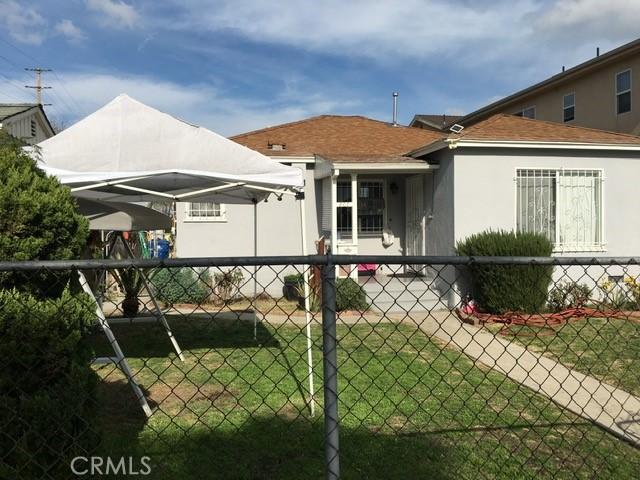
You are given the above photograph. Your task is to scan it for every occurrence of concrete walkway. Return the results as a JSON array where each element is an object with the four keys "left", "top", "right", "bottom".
[{"left": 401, "top": 310, "right": 640, "bottom": 446}]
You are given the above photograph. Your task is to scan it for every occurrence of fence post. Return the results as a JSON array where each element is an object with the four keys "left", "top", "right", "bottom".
[{"left": 322, "top": 250, "right": 340, "bottom": 480}]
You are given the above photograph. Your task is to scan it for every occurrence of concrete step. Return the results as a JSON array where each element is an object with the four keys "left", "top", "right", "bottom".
[{"left": 359, "top": 276, "right": 443, "bottom": 313}]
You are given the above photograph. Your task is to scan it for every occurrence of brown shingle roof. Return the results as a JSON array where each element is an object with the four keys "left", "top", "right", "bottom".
[
  {"left": 451, "top": 114, "right": 640, "bottom": 145},
  {"left": 231, "top": 115, "right": 442, "bottom": 157}
]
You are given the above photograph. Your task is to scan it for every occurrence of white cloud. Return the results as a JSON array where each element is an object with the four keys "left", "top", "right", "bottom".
[
  {"left": 86, "top": 0, "right": 139, "bottom": 29},
  {"left": 0, "top": 71, "right": 358, "bottom": 136},
  {"left": 156, "top": 0, "right": 640, "bottom": 75},
  {"left": 1, "top": 0, "right": 47, "bottom": 45},
  {"left": 534, "top": 0, "right": 640, "bottom": 43},
  {"left": 55, "top": 19, "right": 86, "bottom": 43},
  {"left": 164, "top": 0, "right": 527, "bottom": 62}
]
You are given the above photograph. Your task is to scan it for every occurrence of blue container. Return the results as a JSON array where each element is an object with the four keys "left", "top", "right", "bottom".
[{"left": 150, "top": 238, "right": 170, "bottom": 259}]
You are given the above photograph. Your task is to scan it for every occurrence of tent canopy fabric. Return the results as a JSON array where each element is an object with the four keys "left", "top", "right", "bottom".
[
  {"left": 34, "top": 94, "right": 303, "bottom": 203},
  {"left": 76, "top": 198, "right": 172, "bottom": 231}
]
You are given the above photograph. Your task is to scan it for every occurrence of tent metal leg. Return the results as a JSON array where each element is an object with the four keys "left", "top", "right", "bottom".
[
  {"left": 78, "top": 270, "right": 152, "bottom": 418},
  {"left": 253, "top": 201, "right": 259, "bottom": 341},
  {"left": 120, "top": 233, "right": 185, "bottom": 361},
  {"left": 299, "top": 195, "right": 316, "bottom": 417}
]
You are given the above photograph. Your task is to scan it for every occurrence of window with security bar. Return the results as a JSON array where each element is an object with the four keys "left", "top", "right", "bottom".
[
  {"left": 185, "top": 202, "right": 226, "bottom": 221},
  {"left": 516, "top": 169, "right": 604, "bottom": 251},
  {"left": 336, "top": 179, "right": 385, "bottom": 234}
]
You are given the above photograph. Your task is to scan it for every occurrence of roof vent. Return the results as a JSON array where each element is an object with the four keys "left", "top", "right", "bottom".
[
  {"left": 392, "top": 92, "right": 399, "bottom": 126},
  {"left": 268, "top": 142, "right": 286, "bottom": 151},
  {"left": 449, "top": 124, "right": 464, "bottom": 134}
]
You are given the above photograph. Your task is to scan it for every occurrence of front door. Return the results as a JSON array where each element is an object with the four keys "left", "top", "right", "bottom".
[{"left": 405, "top": 175, "right": 425, "bottom": 273}]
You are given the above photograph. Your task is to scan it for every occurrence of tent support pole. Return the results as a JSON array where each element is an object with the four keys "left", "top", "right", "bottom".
[
  {"left": 120, "top": 233, "right": 185, "bottom": 361},
  {"left": 79, "top": 270, "right": 152, "bottom": 417},
  {"left": 299, "top": 193, "right": 316, "bottom": 417},
  {"left": 253, "top": 200, "right": 258, "bottom": 340}
]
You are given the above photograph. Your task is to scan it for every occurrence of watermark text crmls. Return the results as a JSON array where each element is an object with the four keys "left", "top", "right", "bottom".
[{"left": 70, "top": 456, "right": 151, "bottom": 476}]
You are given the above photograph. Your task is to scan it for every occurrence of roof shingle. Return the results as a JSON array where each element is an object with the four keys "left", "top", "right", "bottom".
[
  {"left": 231, "top": 115, "right": 442, "bottom": 158},
  {"left": 448, "top": 114, "right": 640, "bottom": 145},
  {"left": 0, "top": 104, "right": 38, "bottom": 121}
]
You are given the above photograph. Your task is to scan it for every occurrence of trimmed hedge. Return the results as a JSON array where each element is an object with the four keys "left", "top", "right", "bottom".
[
  {"left": 0, "top": 289, "right": 98, "bottom": 478},
  {"left": 336, "top": 278, "right": 369, "bottom": 311},
  {"left": 150, "top": 268, "right": 209, "bottom": 304},
  {"left": 456, "top": 230, "right": 553, "bottom": 314}
]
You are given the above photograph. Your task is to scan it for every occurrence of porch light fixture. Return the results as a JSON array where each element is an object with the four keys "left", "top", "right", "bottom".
[{"left": 390, "top": 181, "right": 399, "bottom": 195}]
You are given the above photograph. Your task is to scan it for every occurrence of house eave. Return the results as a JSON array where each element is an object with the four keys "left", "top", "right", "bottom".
[{"left": 406, "top": 140, "right": 449, "bottom": 158}]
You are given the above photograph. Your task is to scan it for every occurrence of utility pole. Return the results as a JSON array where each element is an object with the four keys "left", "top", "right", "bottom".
[{"left": 25, "top": 67, "right": 52, "bottom": 105}]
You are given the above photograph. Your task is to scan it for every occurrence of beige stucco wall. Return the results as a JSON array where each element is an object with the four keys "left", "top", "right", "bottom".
[{"left": 503, "top": 56, "right": 640, "bottom": 134}]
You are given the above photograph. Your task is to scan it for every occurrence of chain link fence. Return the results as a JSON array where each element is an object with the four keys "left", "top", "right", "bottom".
[{"left": 1, "top": 254, "right": 640, "bottom": 479}]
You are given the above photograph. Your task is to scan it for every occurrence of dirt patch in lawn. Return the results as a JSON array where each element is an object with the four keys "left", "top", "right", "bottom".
[{"left": 147, "top": 382, "right": 239, "bottom": 410}]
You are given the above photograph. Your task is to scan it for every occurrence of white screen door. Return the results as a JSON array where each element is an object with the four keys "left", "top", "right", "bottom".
[{"left": 405, "top": 175, "right": 425, "bottom": 273}]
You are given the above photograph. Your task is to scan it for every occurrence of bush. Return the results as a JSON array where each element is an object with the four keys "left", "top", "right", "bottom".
[
  {"left": 548, "top": 282, "right": 591, "bottom": 312},
  {"left": 0, "top": 289, "right": 98, "bottom": 478},
  {"left": 150, "top": 268, "right": 209, "bottom": 304},
  {"left": 336, "top": 278, "right": 369, "bottom": 311},
  {"left": 0, "top": 132, "right": 89, "bottom": 296},
  {"left": 456, "top": 230, "right": 553, "bottom": 314}
]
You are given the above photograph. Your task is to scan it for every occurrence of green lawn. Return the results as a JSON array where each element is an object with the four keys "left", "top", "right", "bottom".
[
  {"left": 488, "top": 317, "right": 640, "bottom": 396},
  {"left": 89, "top": 315, "right": 640, "bottom": 479}
]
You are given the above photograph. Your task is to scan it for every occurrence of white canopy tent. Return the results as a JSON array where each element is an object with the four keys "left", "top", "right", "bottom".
[
  {"left": 34, "top": 94, "right": 316, "bottom": 417},
  {"left": 76, "top": 198, "right": 173, "bottom": 231}
]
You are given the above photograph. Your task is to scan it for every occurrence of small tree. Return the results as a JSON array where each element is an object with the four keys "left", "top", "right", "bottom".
[
  {"left": 0, "top": 131, "right": 89, "bottom": 296},
  {"left": 0, "top": 132, "right": 97, "bottom": 476}
]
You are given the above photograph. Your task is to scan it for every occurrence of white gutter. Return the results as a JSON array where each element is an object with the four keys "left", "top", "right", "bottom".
[
  {"left": 330, "top": 162, "right": 439, "bottom": 171},
  {"left": 445, "top": 138, "right": 640, "bottom": 151}
]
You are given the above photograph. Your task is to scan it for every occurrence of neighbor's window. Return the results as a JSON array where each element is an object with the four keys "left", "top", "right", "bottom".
[
  {"left": 185, "top": 202, "right": 226, "bottom": 222},
  {"left": 616, "top": 70, "right": 631, "bottom": 114},
  {"left": 563, "top": 93, "right": 575, "bottom": 122},
  {"left": 514, "top": 106, "right": 536, "bottom": 119},
  {"left": 336, "top": 179, "right": 385, "bottom": 234},
  {"left": 516, "top": 169, "right": 603, "bottom": 251}
]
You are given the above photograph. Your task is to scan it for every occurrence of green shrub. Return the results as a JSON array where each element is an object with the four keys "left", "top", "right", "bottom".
[
  {"left": 150, "top": 268, "right": 209, "bottom": 304},
  {"left": 0, "top": 132, "right": 89, "bottom": 297},
  {"left": 456, "top": 230, "right": 553, "bottom": 314},
  {"left": 336, "top": 278, "right": 369, "bottom": 311},
  {"left": 0, "top": 289, "right": 98, "bottom": 478},
  {"left": 284, "top": 273, "right": 304, "bottom": 284},
  {"left": 548, "top": 282, "right": 592, "bottom": 312}
]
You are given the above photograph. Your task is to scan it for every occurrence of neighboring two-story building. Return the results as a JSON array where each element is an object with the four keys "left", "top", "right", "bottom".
[
  {"left": 0, "top": 104, "right": 55, "bottom": 145},
  {"left": 412, "top": 38, "right": 640, "bottom": 135}
]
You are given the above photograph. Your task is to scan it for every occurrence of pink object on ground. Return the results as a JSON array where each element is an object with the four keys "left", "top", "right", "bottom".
[{"left": 358, "top": 263, "right": 377, "bottom": 273}]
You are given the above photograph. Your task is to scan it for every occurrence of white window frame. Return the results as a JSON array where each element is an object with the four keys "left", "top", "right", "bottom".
[
  {"left": 615, "top": 69, "right": 632, "bottom": 115},
  {"left": 336, "top": 177, "right": 386, "bottom": 236},
  {"left": 563, "top": 92, "right": 575, "bottom": 122},
  {"left": 514, "top": 167, "right": 605, "bottom": 253},
  {"left": 184, "top": 202, "right": 227, "bottom": 222}
]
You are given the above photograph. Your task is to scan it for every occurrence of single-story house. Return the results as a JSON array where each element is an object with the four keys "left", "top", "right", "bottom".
[{"left": 175, "top": 113, "right": 640, "bottom": 303}]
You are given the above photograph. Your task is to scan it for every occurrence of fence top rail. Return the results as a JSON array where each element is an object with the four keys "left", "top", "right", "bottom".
[{"left": 0, "top": 255, "right": 639, "bottom": 271}]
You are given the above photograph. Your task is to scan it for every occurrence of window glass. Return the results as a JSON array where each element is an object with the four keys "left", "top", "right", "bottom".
[
  {"left": 188, "top": 202, "right": 223, "bottom": 219},
  {"left": 617, "top": 70, "right": 631, "bottom": 92},
  {"left": 563, "top": 93, "right": 575, "bottom": 122}
]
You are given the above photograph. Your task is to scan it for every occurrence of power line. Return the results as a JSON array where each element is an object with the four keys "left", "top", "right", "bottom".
[
  {"left": 0, "top": 36, "right": 84, "bottom": 118},
  {"left": 0, "top": 71, "right": 28, "bottom": 98}
]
